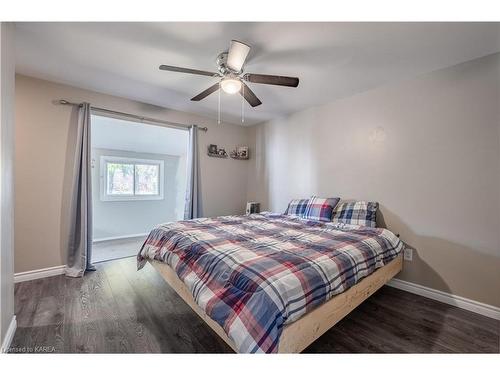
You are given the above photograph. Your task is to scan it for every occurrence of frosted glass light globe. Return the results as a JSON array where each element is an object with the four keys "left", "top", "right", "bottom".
[{"left": 220, "top": 78, "right": 242, "bottom": 94}]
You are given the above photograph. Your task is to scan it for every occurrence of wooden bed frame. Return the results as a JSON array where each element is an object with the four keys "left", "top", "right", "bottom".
[{"left": 149, "top": 254, "right": 403, "bottom": 353}]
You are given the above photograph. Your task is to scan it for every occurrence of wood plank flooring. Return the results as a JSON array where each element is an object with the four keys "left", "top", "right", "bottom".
[
  {"left": 10, "top": 257, "right": 499, "bottom": 353},
  {"left": 92, "top": 237, "right": 147, "bottom": 263}
]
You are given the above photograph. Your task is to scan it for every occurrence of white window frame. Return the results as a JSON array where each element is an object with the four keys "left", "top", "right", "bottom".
[{"left": 100, "top": 155, "right": 164, "bottom": 202}]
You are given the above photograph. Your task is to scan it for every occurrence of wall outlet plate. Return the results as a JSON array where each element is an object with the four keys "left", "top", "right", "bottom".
[{"left": 403, "top": 248, "right": 413, "bottom": 261}]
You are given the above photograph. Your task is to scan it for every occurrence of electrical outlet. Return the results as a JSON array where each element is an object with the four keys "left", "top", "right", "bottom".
[{"left": 403, "top": 248, "right": 413, "bottom": 261}]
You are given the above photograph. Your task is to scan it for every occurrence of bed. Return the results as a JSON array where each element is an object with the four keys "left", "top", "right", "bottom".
[{"left": 137, "top": 212, "right": 403, "bottom": 353}]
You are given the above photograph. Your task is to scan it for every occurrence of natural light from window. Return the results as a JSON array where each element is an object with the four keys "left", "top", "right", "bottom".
[
  {"left": 101, "top": 156, "right": 164, "bottom": 201},
  {"left": 91, "top": 114, "right": 189, "bottom": 250}
]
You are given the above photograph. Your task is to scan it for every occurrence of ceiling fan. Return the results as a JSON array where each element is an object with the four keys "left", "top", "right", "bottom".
[{"left": 159, "top": 40, "right": 299, "bottom": 108}]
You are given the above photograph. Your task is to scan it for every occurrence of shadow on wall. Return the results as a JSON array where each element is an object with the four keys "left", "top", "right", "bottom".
[
  {"left": 379, "top": 204, "right": 500, "bottom": 308},
  {"left": 248, "top": 125, "right": 270, "bottom": 210},
  {"left": 378, "top": 206, "right": 452, "bottom": 295}
]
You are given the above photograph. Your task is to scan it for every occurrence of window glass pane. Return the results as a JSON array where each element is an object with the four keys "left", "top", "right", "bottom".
[
  {"left": 107, "top": 162, "right": 134, "bottom": 195},
  {"left": 135, "top": 164, "right": 159, "bottom": 195}
]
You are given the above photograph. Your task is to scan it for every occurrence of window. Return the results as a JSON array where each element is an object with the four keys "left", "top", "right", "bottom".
[{"left": 100, "top": 156, "right": 164, "bottom": 201}]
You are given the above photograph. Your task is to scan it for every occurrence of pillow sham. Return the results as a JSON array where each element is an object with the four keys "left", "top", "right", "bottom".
[
  {"left": 331, "top": 201, "right": 378, "bottom": 227},
  {"left": 284, "top": 198, "right": 310, "bottom": 217},
  {"left": 303, "top": 196, "right": 341, "bottom": 222}
]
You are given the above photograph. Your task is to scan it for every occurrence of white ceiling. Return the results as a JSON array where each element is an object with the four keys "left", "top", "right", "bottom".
[
  {"left": 15, "top": 22, "right": 500, "bottom": 125},
  {"left": 91, "top": 114, "right": 188, "bottom": 156}
]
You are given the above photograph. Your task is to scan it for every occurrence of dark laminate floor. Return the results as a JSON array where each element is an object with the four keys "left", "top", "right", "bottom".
[
  {"left": 92, "top": 237, "right": 147, "bottom": 263},
  {"left": 10, "top": 256, "right": 499, "bottom": 353}
]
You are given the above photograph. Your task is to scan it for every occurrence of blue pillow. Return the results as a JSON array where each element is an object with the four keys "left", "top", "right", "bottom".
[
  {"left": 331, "top": 201, "right": 378, "bottom": 227},
  {"left": 284, "top": 198, "right": 309, "bottom": 217},
  {"left": 303, "top": 196, "right": 341, "bottom": 222}
]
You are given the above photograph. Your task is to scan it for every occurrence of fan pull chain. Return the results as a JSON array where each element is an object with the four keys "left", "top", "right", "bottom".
[
  {"left": 218, "top": 81, "right": 221, "bottom": 124},
  {"left": 241, "top": 83, "right": 245, "bottom": 124}
]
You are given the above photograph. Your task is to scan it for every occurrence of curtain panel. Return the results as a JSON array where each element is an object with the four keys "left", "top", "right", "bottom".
[
  {"left": 66, "top": 102, "right": 95, "bottom": 277},
  {"left": 184, "top": 125, "right": 202, "bottom": 219}
]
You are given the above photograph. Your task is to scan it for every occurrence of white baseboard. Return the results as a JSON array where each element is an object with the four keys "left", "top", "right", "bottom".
[
  {"left": 387, "top": 278, "right": 500, "bottom": 320},
  {"left": 14, "top": 265, "right": 66, "bottom": 283},
  {"left": 1, "top": 315, "right": 16, "bottom": 353},
  {"left": 92, "top": 232, "right": 148, "bottom": 243},
  {"left": 14, "top": 232, "right": 148, "bottom": 282}
]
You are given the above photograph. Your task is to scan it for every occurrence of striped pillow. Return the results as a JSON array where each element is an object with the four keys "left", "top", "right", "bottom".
[
  {"left": 331, "top": 201, "right": 378, "bottom": 227},
  {"left": 303, "top": 196, "right": 340, "bottom": 222},
  {"left": 284, "top": 198, "right": 309, "bottom": 217}
]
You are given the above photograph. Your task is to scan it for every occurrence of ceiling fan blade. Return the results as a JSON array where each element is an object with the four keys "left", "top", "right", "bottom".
[
  {"left": 227, "top": 40, "right": 251, "bottom": 72},
  {"left": 240, "top": 82, "right": 262, "bottom": 107},
  {"left": 159, "top": 65, "right": 218, "bottom": 77},
  {"left": 244, "top": 73, "right": 299, "bottom": 87},
  {"left": 191, "top": 83, "right": 220, "bottom": 101}
]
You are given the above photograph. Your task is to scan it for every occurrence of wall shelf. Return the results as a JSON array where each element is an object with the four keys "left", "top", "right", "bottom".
[
  {"left": 207, "top": 152, "right": 228, "bottom": 159},
  {"left": 230, "top": 155, "right": 249, "bottom": 160}
]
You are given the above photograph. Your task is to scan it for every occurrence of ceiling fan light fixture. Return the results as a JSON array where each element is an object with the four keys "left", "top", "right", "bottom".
[
  {"left": 220, "top": 78, "right": 241, "bottom": 94},
  {"left": 160, "top": 39, "right": 299, "bottom": 108}
]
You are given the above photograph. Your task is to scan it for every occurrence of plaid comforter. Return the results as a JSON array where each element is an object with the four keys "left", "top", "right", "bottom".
[{"left": 137, "top": 213, "right": 403, "bottom": 353}]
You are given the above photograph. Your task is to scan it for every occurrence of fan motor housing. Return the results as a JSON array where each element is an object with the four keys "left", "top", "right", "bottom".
[{"left": 216, "top": 52, "right": 241, "bottom": 76}]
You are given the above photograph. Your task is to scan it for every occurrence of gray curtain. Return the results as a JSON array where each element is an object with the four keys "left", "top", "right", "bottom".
[
  {"left": 184, "top": 125, "right": 202, "bottom": 219},
  {"left": 66, "top": 103, "right": 95, "bottom": 277}
]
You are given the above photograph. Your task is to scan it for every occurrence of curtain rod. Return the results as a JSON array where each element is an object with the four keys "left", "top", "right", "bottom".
[{"left": 58, "top": 100, "right": 208, "bottom": 132}]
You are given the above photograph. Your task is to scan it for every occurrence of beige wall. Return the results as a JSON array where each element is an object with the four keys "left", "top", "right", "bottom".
[
  {"left": 0, "top": 23, "right": 15, "bottom": 349},
  {"left": 14, "top": 54, "right": 500, "bottom": 308},
  {"left": 247, "top": 53, "right": 500, "bottom": 307},
  {"left": 14, "top": 75, "right": 251, "bottom": 273}
]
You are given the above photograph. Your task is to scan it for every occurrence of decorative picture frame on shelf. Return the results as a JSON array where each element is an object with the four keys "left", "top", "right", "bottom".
[
  {"left": 237, "top": 146, "right": 249, "bottom": 158},
  {"left": 208, "top": 144, "right": 218, "bottom": 154},
  {"left": 208, "top": 144, "right": 228, "bottom": 158},
  {"left": 230, "top": 145, "right": 249, "bottom": 160}
]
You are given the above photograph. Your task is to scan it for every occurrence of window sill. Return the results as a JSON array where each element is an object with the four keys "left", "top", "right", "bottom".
[{"left": 100, "top": 195, "right": 164, "bottom": 202}]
